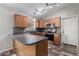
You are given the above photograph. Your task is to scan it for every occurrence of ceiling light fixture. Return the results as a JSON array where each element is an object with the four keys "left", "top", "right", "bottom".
[{"left": 33, "top": 3, "right": 60, "bottom": 15}]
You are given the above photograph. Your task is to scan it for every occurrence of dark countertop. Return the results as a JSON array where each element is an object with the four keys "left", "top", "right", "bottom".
[
  {"left": 13, "top": 34, "right": 48, "bottom": 45},
  {"left": 13, "top": 30, "right": 36, "bottom": 35}
]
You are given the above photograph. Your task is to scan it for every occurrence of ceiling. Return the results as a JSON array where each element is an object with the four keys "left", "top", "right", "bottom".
[{"left": 0, "top": 3, "right": 68, "bottom": 19}]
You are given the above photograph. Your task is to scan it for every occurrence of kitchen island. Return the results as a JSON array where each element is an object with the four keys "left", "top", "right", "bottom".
[{"left": 13, "top": 34, "right": 48, "bottom": 56}]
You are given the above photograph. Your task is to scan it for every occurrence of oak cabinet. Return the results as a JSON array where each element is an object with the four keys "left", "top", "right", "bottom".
[
  {"left": 13, "top": 39, "right": 48, "bottom": 56},
  {"left": 13, "top": 39, "right": 36, "bottom": 56},
  {"left": 35, "top": 17, "right": 61, "bottom": 28},
  {"left": 38, "top": 20, "right": 46, "bottom": 28},
  {"left": 35, "top": 17, "right": 61, "bottom": 45},
  {"left": 53, "top": 33, "right": 61, "bottom": 45},
  {"left": 14, "top": 14, "right": 28, "bottom": 27},
  {"left": 47, "top": 17, "right": 61, "bottom": 45},
  {"left": 52, "top": 17, "right": 61, "bottom": 27},
  {"left": 35, "top": 20, "right": 47, "bottom": 28},
  {"left": 47, "top": 17, "right": 61, "bottom": 27}
]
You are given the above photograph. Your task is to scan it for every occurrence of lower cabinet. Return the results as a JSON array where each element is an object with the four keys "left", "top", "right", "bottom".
[
  {"left": 53, "top": 33, "right": 61, "bottom": 45},
  {"left": 35, "top": 32, "right": 61, "bottom": 46}
]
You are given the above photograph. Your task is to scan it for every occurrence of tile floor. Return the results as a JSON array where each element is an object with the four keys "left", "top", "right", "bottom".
[{"left": 0, "top": 41, "right": 79, "bottom": 56}]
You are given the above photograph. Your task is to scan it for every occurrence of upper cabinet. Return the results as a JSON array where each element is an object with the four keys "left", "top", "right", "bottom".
[
  {"left": 47, "top": 17, "right": 61, "bottom": 27},
  {"left": 14, "top": 14, "right": 28, "bottom": 27},
  {"left": 38, "top": 20, "right": 46, "bottom": 28},
  {"left": 53, "top": 17, "right": 61, "bottom": 27},
  {"left": 35, "top": 20, "right": 47, "bottom": 28},
  {"left": 35, "top": 17, "right": 61, "bottom": 28}
]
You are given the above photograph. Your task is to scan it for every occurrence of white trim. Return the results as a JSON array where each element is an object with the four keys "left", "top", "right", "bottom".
[{"left": 61, "top": 15, "right": 78, "bottom": 19}]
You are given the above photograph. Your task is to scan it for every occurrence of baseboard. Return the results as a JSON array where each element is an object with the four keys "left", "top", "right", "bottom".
[{"left": 63, "top": 43, "right": 77, "bottom": 47}]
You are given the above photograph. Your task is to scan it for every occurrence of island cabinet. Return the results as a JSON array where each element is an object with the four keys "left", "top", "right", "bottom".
[
  {"left": 14, "top": 14, "right": 28, "bottom": 27},
  {"left": 13, "top": 39, "right": 36, "bottom": 56},
  {"left": 13, "top": 39, "right": 48, "bottom": 56},
  {"left": 13, "top": 34, "right": 48, "bottom": 56}
]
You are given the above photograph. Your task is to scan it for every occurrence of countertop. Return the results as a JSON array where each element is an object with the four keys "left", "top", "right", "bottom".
[{"left": 13, "top": 34, "right": 48, "bottom": 45}]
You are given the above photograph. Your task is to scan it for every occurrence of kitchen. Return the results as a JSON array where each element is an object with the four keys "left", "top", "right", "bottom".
[
  {"left": 0, "top": 3, "right": 79, "bottom": 56},
  {"left": 13, "top": 14, "right": 61, "bottom": 56},
  {"left": 14, "top": 14, "right": 61, "bottom": 45}
]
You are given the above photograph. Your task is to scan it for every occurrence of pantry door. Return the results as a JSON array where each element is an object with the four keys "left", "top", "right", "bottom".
[{"left": 61, "top": 16, "right": 78, "bottom": 46}]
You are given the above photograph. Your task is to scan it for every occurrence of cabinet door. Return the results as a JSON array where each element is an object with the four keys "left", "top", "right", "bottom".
[
  {"left": 14, "top": 14, "right": 28, "bottom": 27},
  {"left": 13, "top": 39, "right": 36, "bottom": 56},
  {"left": 53, "top": 17, "right": 61, "bottom": 27},
  {"left": 38, "top": 20, "right": 46, "bottom": 28},
  {"left": 47, "top": 17, "right": 61, "bottom": 27},
  {"left": 53, "top": 34, "right": 61, "bottom": 45}
]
